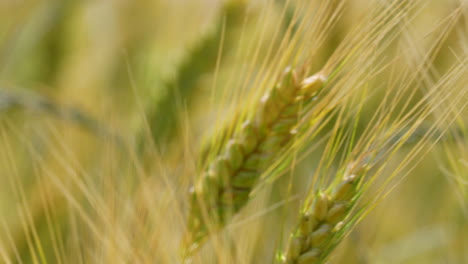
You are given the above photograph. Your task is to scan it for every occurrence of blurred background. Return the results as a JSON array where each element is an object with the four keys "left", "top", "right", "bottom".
[{"left": 0, "top": 0, "right": 466, "bottom": 263}]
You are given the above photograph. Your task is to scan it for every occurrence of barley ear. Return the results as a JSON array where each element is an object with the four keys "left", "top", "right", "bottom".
[
  {"left": 186, "top": 68, "right": 327, "bottom": 250},
  {"left": 283, "top": 159, "right": 369, "bottom": 264}
]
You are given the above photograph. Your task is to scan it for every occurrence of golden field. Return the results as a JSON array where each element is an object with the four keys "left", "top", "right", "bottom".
[{"left": 0, "top": 0, "right": 466, "bottom": 263}]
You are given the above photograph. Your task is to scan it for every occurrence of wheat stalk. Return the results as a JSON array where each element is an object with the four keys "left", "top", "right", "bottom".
[
  {"left": 282, "top": 152, "right": 373, "bottom": 264},
  {"left": 187, "top": 67, "right": 327, "bottom": 249},
  {"left": 280, "top": 121, "right": 439, "bottom": 264}
]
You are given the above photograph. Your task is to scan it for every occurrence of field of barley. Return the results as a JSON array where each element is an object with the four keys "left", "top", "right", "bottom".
[{"left": 0, "top": 0, "right": 467, "bottom": 263}]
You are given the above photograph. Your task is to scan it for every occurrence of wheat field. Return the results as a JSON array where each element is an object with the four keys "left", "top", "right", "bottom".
[{"left": 0, "top": 0, "right": 467, "bottom": 263}]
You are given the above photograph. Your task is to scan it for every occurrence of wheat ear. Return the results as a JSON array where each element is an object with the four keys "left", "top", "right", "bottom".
[
  {"left": 0, "top": 89, "right": 118, "bottom": 141},
  {"left": 140, "top": 1, "right": 244, "bottom": 151},
  {"left": 187, "top": 67, "right": 327, "bottom": 248},
  {"left": 282, "top": 156, "right": 371, "bottom": 264}
]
